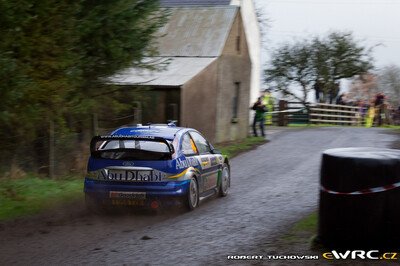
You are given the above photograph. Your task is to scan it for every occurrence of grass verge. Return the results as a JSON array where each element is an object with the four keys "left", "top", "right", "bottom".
[
  {"left": 216, "top": 136, "right": 268, "bottom": 159},
  {"left": 263, "top": 212, "right": 322, "bottom": 261},
  {"left": 281, "top": 212, "right": 318, "bottom": 245},
  {"left": 0, "top": 175, "right": 83, "bottom": 221}
]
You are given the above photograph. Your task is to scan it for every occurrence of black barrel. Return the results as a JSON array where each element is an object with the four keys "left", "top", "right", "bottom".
[{"left": 318, "top": 147, "right": 400, "bottom": 249}]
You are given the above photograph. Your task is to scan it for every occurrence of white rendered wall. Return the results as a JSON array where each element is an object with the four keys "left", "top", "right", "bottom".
[{"left": 231, "top": 0, "right": 262, "bottom": 112}]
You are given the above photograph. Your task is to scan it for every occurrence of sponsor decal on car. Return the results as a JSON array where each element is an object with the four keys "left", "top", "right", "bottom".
[
  {"left": 99, "top": 169, "right": 165, "bottom": 182},
  {"left": 99, "top": 134, "right": 157, "bottom": 139},
  {"left": 168, "top": 167, "right": 201, "bottom": 179},
  {"left": 176, "top": 157, "right": 200, "bottom": 170},
  {"left": 210, "top": 156, "right": 218, "bottom": 166},
  {"left": 201, "top": 157, "right": 210, "bottom": 166},
  {"left": 129, "top": 129, "right": 161, "bottom": 134}
]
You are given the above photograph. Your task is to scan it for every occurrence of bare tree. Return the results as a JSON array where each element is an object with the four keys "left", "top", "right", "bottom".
[
  {"left": 377, "top": 65, "right": 400, "bottom": 106},
  {"left": 348, "top": 73, "right": 378, "bottom": 103}
]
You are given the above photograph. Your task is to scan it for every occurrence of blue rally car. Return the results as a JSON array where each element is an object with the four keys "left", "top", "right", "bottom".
[{"left": 84, "top": 124, "right": 230, "bottom": 211}]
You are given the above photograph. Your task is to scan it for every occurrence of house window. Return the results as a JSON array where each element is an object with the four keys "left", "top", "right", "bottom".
[
  {"left": 232, "top": 82, "right": 240, "bottom": 123},
  {"left": 236, "top": 36, "right": 241, "bottom": 54}
]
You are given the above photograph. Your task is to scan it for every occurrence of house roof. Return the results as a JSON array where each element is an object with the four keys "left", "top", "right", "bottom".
[
  {"left": 156, "top": 6, "right": 237, "bottom": 57},
  {"left": 110, "top": 6, "right": 238, "bottom": 87},
  {"left": 109, "top": 57, "right": 217, "bottom": 87},
  {"left": 160, "top": 0, "right": 231, "bottom": 6}
]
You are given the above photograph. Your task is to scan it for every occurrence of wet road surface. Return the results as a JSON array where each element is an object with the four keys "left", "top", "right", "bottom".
[{"left": 0, "top": 127, "right": 397, "bottom": 265}]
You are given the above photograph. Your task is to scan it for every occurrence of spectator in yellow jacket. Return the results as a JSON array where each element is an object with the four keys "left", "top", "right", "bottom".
[{"left": 263, "top": 89, "right": 274, "bottom": 125}]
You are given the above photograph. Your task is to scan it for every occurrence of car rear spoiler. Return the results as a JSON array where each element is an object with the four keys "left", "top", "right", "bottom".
[{"left": 90, "top": 135, "right": 175, "bottom": 154}]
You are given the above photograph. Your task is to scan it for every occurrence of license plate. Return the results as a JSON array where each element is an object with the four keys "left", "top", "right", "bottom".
[
  {"left": 109, "top": 191, "right": 146, "bottom": 200},
  {"left": 106, "top": 170, "right": 162, "bottom": 182},
  {"left": 111, "top": 199, "right": 145, "bottom": 206}
]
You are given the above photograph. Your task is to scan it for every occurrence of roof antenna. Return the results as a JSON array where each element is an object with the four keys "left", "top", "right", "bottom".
[{"left": 167, "top": 120, "right": 178, "bottom": 127}]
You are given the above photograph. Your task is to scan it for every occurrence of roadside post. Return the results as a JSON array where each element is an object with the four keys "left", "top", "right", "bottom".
[
  {"left": 278, "top": 100, "right": 288, "bottom": 126},
  {"left": 318, "top": 147, "right": 400, "bottom": 248}
]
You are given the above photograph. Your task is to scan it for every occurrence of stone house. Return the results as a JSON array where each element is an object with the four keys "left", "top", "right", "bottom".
[
  {"left": 111, "top": 6, "right": 251, "bottom": 143},
  {"left": 160, "top": 0, "right": 262, "bottom": 108}
]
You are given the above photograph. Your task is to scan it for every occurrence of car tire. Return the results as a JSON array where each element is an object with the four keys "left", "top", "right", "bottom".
[
  {"left": 218, "top": 164, "right": 230, "bottom": 197},
  {"left": 185, "top": 177, "right": 199, "bottom": 210}
]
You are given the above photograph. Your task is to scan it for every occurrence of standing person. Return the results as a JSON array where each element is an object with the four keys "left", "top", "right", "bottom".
[
  {"left": 365, "top": 99, "right": 375, "bottom": 128},
  {"left": 385, "top": 102, "right": 393, "bottom": 125},
  {"left": 314, "top": 80, "right": 322, "bottom": 102},
  {"left": 252, "top": 97, "right": 267, "bottom": 137},
  {"left": 358, "top": 100, "right": 368, "bottom": 126},
  {"left": 374, "top": 92, "right": 385, "bottom": 126},
  {"left": 263, "top": 89, "right": 274, "bottom": 125},
  {"left": 336, "top": 93, "right": 346, "bottom": 105}
]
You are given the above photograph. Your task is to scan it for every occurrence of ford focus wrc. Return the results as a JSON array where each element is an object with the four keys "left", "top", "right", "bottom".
[{"left": 84, "top": 124, "right": 230, "bottom": 210}]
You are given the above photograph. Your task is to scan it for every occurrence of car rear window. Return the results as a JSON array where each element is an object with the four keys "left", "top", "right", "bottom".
[
  {"left": 101, "top": 140, "right": 170, "bottom": 153},
  {"left": 92, "top": 139, "right": 172, "bottom": 160}
]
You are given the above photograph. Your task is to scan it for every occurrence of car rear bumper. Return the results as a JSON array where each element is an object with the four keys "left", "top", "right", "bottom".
[{"left": 84, "top": 178, "right": 190, "bottom": 198}]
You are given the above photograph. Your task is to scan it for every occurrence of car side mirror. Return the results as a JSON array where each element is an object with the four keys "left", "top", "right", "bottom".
[{"left": 211, "top": 148, "right": 221, "bottom": 154}]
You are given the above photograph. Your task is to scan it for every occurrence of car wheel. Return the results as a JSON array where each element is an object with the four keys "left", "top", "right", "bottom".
[
  {"left": 219, "top": 164, "right": 230, "bottom": 197},
  {"left": 186, "top": 177, "right": 199, "bottom": 210}
]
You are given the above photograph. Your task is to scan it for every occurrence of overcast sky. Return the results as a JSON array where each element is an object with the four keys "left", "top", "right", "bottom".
[{"left": 255, "top": 0, "right": 400, "bottom": 70}]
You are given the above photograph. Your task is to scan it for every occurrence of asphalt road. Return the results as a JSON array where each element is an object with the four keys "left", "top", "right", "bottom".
[{"left": 0, "top": 127, "right": 397, "bottom": 266}]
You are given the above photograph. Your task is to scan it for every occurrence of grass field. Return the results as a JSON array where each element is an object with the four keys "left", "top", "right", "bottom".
[{"left": 0, "top": 175, "right": 83, "bottom": 221}]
